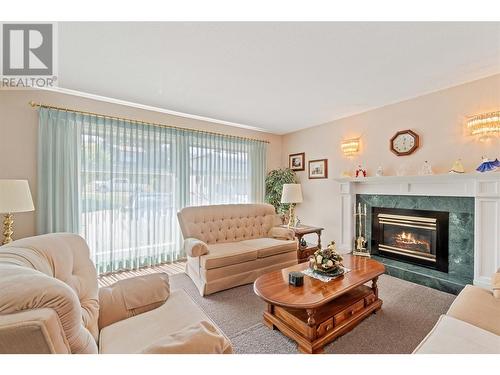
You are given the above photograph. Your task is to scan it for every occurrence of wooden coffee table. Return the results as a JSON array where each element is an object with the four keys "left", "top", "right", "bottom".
[{"left": 253, "top": 254, "right": 385, "bottom": 354}]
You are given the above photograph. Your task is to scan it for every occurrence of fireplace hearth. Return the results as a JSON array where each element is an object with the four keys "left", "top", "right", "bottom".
[{"left": 372, "top": 207, "right": 449, "bottom": 272}]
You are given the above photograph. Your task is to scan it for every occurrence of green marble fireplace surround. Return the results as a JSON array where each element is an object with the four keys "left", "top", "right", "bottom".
[{"left": 356, "top": 194, "right": 474, "bottom": 294}]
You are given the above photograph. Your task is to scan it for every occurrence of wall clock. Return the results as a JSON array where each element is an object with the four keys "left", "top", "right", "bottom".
[{"left": 390, "top": 129, "right": 420, "bottom": 156}]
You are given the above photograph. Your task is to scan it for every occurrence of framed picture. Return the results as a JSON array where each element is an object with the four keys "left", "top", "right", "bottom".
[
  {"left": 308, "top": 159, "right": 328, "bottom": 179},
  {"left": 289, "top": 152, "right": 305, "bottom": 171}
]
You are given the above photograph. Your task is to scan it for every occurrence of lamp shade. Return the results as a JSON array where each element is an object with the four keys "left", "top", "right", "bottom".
[
  {"left": 281, "top": 184, "right": 303, "bottom": 204},
  {"left": 0, "top": 180, "right": 35, "bottom": 213}
]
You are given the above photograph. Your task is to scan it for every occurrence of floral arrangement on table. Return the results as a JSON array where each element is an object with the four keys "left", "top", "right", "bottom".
[{"left": 309, "top": 241, "right": 344, "bottom": 276}]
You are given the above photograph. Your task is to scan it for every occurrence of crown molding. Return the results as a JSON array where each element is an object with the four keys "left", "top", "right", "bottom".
[{"left": 38, "top": 86, "right": 273, "bottom": 134}]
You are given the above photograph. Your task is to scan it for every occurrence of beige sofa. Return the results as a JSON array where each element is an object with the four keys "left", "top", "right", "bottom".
[
  {"left": 0, "top": 233, "right": 232, "bottom": 354},
  {"left": 414, "top": 270, "right": 500, "bottom": 354},
  {"left": 177, "top": 203, "right": 298, "bottom": 296}
]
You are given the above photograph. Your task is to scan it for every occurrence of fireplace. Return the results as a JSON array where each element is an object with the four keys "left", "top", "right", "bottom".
[{"left": 371, "top": 207, "right": 449, "bottom": 272}]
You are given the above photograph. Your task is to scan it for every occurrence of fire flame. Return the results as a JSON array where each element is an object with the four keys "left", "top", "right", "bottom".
[{"left": 394, "top": 231, "right": 430, "bottom": 251}]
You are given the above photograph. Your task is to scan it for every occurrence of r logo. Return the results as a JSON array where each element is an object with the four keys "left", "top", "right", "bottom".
[{"left": 2, "top": 24, "right": 53, "bottom": 76}]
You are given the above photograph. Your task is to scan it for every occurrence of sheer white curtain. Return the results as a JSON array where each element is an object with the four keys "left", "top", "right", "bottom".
[
  {"left": 185, "top": 132, "right": 266, "bottom": 207},
  {"left": 38, "top": 108, "right": 267, "bottom": 274}
]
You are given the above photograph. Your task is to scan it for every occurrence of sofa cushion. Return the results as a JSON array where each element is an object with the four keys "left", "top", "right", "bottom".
[
  {"left": 99, "top": 290, "right": 232, "bottom": 354},
  {"left": 447, "top": 284, "right": 500, "bottom": 335},
  {"left": 240, "top": 238, "right": 297, "bottom": 258},
  {"left": 201, "top": 251, "right": 298, "bottom": 282},
  {"left": 413, "top": 315, "right": 500, "bottom": 354},
  {"left": 140, "top": 321, "right": 230, "bottom": 354},
  {"left": 201, "top": 243, "right": 258, "bottom": 270},
  {"left": 98, "top": 273, "right": 170, "bottom": 330}
]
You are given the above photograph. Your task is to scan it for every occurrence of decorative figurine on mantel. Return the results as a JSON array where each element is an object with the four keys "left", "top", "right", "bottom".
[
  {"left": 449, "top": 158, "right": 465, "bottom": 174},
  {"left": 353, "top": 203, "right": 370, "bottom": 257},
  {"left": 355, "top": 164, "right": 367, "bottom": 178},
  {"left": 375, "top": 166, "right": 384, "bottom": 177},
  {"left": 476, "top": 156, "right": 500, "bottom": 173},
  {"left": 419, "top": 160, "right": 434, "bottom": 175}
]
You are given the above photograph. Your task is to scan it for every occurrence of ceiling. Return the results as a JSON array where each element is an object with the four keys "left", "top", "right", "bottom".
[{"left": 58, "top": 22, "right": 500, "bottom": 134}]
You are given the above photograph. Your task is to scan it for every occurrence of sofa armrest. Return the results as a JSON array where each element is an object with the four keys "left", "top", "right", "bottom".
[
  {"left": 98, "top": 273, "right": 170, "bottom": 330},
  {"left": 493, "top": 269, "right": 500, "bottom": 299},
  {"left": 268, "top": 226, "right": 295, "bottom": 241},
  {"left": 0, "top": 308, "right": 71, "bottom": 354},
  {"left": 184, "top": 238, "right": 209, "bottom": 257}
]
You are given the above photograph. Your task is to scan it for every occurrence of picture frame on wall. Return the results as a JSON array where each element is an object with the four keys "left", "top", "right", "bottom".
[
  {"left": 308, "top": 159, "right": 328, "bottom": 179},
  {"left": 289, "top": 152, "right": 305, "bottom": 171}
]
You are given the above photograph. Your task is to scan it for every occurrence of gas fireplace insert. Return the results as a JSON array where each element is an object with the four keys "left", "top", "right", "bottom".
[{"left": 371, "top": 207, "right": 449, "bottom": 272}]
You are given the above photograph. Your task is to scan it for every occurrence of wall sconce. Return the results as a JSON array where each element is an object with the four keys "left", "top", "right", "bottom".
[
  {"left": 341, "top": 138, "right": 360, "bottom": 157},
  {"left": 466, "top": 111, "right": 500, "bottom": 141}
]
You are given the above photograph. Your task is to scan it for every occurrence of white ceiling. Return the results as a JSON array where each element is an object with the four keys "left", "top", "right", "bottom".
[{"left": 58, "top": 22, "right": 500, "bottom": 134}]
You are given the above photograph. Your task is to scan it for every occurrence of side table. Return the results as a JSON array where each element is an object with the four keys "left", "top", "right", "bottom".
[{"left": 284, "top": 225, "right": 324, "bottom": 263}]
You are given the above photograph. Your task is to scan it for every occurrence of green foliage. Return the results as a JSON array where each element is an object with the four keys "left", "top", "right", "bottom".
[{"left": 265, "top": 168, "right": 297, "bottom": 214}]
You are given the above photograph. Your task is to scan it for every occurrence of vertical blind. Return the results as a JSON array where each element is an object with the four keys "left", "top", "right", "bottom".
[{"left": 37, "top": 107, "right": 267, "bottom": 274}]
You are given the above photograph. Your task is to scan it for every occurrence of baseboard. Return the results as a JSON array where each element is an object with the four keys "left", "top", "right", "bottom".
[{"left": 473, "top": 277, "right": 492, "bottom": 290}]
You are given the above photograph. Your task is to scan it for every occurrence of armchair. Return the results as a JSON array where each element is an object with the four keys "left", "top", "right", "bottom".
[{"left": 0, "top": 233, "right": 232, "bottom": 354}]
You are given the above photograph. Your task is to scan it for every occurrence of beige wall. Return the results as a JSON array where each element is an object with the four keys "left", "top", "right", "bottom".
[
  {"left": 282, "top": 74, "right": 500, "bottom": 245},
  {"left": 1, "top": 74, "right": 499, "bottom": 244},
  {"left": 0, "top": 90, "right": 282, "bottom": 239}
]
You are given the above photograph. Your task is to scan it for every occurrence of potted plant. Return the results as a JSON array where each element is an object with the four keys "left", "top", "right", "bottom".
[{"left": 265, "top": 168, "right": 297, "bottom": 222}]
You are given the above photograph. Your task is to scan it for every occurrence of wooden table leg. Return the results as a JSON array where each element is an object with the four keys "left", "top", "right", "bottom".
[
  {"left": 371, "top": 276, "right": 379, "bottom": 299},
  {"left": 306, "top": 309, "right": 318, "bottom": 340},
  {"left": 263, "top": 304, "right": 276, "bottom": 329},
  {"left": 306, "top": 309, "right": 316, "bottom": 326},
  {"left": 317, "top": 230, "right": 322, "bottom": 249},
  {"left": 301, "top": 308, "right": 321, "bottom": 353},
  {"left": 371, "top": 276, "right": 381, "bottom": 314}
]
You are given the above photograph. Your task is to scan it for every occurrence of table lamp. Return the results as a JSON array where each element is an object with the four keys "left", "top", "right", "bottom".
[
  {"left": 0, "top": 180, "right": 35, "bottom": 245},
  {"left": 281, "top": 183, "right": 303, "bottom": 228}
]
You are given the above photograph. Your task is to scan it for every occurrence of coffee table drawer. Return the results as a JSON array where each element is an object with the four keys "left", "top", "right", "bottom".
[
  {"left": 317, "top": 318, "right": 334, "bottom": 336},
  {"left": 334, "top": 299, "right": 365, "bottom": 325}
]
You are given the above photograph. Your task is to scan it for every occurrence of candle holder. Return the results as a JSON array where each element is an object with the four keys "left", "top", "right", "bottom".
[{"left": 353, "top": 203, "right": 370, "bottom": 257}]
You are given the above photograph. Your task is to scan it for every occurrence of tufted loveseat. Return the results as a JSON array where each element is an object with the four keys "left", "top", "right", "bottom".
[
  {"left": 0, "top": 233, "right": 232, "bottom": 354},
  {"left": 177, "top": 204, "right": 298, "bottom": 296}
]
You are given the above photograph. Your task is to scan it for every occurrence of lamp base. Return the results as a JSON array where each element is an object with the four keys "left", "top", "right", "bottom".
[
  {"left": 2, "top": 213, "right": 14, "bottom": 245},
  {"left": 287, "top": 204, "right": 296, "bottom": 228}
]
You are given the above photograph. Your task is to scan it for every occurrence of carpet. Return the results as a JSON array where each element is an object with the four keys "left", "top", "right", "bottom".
[{"left": 170, "top": 273, "right": 456, "bottom": 354}]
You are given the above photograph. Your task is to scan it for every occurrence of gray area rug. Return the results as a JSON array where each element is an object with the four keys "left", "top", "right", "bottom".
[{"left": 170, "top": 273, "right": 455, "bottom": 354}]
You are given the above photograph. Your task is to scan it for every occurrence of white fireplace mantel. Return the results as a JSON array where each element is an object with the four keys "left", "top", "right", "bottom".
[{"left": 335, "top": 172, "right": 500, "bottom": 289}]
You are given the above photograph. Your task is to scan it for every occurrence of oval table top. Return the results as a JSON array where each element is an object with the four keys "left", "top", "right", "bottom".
[{"left": 254, "top": 254, "right": 385, "bottom": 309}]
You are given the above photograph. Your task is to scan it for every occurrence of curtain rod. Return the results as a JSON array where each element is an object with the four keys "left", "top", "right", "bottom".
[{"left": 29, "top": 101, "right": 270, "bottom": 144}]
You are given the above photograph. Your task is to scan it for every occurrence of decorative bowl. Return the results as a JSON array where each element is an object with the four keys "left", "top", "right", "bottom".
[{"left": 308, "top": 241, "right": 344, "bottom": 275}]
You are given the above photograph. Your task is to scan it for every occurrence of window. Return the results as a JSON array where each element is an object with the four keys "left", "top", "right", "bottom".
[{"left": 38, "top": 108, "right": 267, "bottom": 273}]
